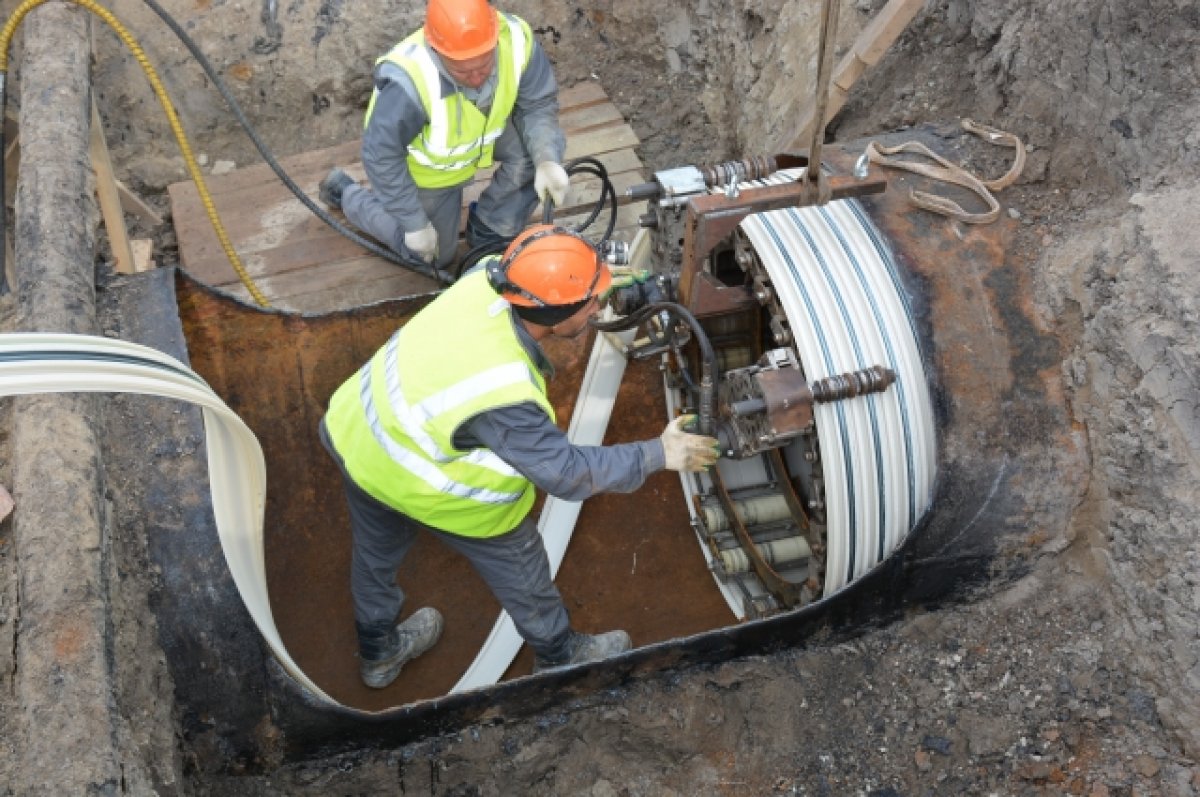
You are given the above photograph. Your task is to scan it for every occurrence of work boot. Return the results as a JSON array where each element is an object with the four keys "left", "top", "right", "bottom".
[
  {"left": 357, "top": 607, "right": 444, "bottom": 689},
  {"left": 532, "top": 629, "right": 632, "bottom": 674},
  {"left": 318, "top": 168, "right": 355, "bottom": 211},
  {"left": 464, "top": 202, "right": 509, "bottom": 250}
]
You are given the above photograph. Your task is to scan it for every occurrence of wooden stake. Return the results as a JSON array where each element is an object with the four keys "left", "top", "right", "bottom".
[
  {"left": 89, "top": 101, "right": 136, "bottom": 275},
  {"left": 789, "top": 0, "right": 924, "bottom": 150}
]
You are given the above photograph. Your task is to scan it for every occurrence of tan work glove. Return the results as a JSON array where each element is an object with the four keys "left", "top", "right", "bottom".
[
  {"left": 660, "top": 414, "right": 721, "bottom": 472},
  {"left": 534, "top": 161, "right": 570, "bottom": 206},
  {"left": 403, "top": 222, "right": 438, "bottom": 265}
]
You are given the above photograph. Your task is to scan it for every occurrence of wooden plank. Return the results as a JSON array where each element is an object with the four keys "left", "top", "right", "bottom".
[
  {"left": 176, "top": 147, "right": 643, "bottom": 270},
  {"left": 90, "top": 102, "right": 136, "bottom": 275},
  {"left": 556, "top": 81, "right": 609, "bottom": 110},
  {"left": 130, "top": 238, "right": 156, "bottom": 273},
  {"left": 789, "top": 0, "right": 924, "bottom": 149},
  {"left": 116, "top": 181, "right": 162, "bottom": 227},
  {"left": 167, "top": 139, "right": 360, "bottom": 203},
  {"left": 219, "top": 255, "right": 439, "bottom": 311},
  {"left": 182, "top": 224, "right": 377, "bottom": 286},
  {"left": 557, "top": 102, "right": 625, "bottom": 136}
]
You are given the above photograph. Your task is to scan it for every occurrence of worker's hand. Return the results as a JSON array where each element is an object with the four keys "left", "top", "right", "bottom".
[
  {"left": 403, "top": 222, "right": 438, "bottom": 265},
  {"left": 534, "top": 161, "right": 570, "bottom": 206},
  {"left": 660, "top": 414, "right": 721, "bottom": 472}
]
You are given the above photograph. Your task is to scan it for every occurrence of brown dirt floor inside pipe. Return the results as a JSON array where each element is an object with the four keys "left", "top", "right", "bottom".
[{"left": 176, "top": 277, "right": 732, "bottom": 710}]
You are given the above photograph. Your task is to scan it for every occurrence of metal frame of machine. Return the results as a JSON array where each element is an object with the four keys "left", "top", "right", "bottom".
[{"left": 605, "top": 156, "right": 938, "bottom": 619}]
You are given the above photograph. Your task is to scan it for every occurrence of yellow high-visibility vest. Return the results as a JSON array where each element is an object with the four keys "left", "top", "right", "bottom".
[
  {"left": 365, "top": 12, "right": 533, "bottom": 188},
  {"left": 324, "top": 268, "right": 554, "bottom": 536}
]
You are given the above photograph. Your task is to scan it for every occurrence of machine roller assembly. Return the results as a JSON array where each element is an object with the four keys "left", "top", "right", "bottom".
[{"left": 607, "top": 156, "right": 937, "bottom": 619}]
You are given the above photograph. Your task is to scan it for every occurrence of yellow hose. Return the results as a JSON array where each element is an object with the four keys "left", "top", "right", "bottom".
[{"left": 0, "top": 0, "right": 271, "bottom": 307}]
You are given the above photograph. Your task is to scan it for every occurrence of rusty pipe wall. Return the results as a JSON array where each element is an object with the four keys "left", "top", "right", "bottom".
[{"left": 147, "top": 122, "right": 1085, "bottom": 764}]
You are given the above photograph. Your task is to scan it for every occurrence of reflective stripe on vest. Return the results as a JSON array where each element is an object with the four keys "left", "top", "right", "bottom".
[
  {"left": 358, "top": 355, "right": 525, "bottom": 506},
  {"left": 323, "top": 270, "right": 554, "bottom": 536},
  {"left": 366, "top": 12, "right": 531, "bottom": 187}
]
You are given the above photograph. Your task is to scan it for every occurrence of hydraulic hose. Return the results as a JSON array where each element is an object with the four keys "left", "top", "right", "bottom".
[
  {"left": 0, "top": 0, "right": 272, "bottom": 306},
  {"left": 134, "top": 0, "right": 445, "bottom": 285},
  {"left": 551, "top": 155, "right": 619, "bottom": 241},
  {"left": 456, "top": 155, "right": 620, "bottom": 280},
  {"left": 591, "top": 301, "right": 719, "bottom": 435}
]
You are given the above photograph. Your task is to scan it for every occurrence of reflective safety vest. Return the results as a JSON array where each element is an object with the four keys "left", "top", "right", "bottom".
[
  {"left": 364, "top": 12, "right": 533, "bottom": 189},
  {"left": 323, "top": 269, "right": 555, "bottom": 536}
]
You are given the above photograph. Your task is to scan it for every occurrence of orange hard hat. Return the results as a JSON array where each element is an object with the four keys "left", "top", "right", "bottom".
[
  {"left": 488, "top": 225, "right": 612, "bottom": 308},
  {"left": 424, "top": 0, "right": 499, "bottom": 60}
]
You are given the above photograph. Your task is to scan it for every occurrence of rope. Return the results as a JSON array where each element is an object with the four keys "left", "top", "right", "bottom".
[
  {"left": 0, "top": 0, "right": 272, "bottom": 306},
  {"left": 865, "top": 118, "right": 1027, "bottom": 224},
  {"left": 799, "top": 0, "right": 841, "bottom": 205}
]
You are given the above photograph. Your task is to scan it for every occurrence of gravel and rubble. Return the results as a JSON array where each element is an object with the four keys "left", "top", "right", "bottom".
[{"left": 198, "top": 546, "right": 1198, "bottom": 795}]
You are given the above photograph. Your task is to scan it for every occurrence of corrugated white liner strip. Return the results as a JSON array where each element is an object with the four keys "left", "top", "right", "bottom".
[
  {"left": 733, "top": 172, "right": 936, "bottom": 597},
  {"left": 0, "top": 332, "right": 335, "bottom": 704}
]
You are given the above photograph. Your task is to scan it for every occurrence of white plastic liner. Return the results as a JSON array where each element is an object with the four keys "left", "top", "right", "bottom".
[{"left": 0, "top": 333, "right": 334, "bottom": 702}]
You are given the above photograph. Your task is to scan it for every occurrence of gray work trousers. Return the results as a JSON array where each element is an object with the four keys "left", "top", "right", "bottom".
[
  {"left": 341, "top": 120, "right": 540, "bottom": 271},
  {"left": 320, "top": 423, "right": 571, "bottom": 658}
]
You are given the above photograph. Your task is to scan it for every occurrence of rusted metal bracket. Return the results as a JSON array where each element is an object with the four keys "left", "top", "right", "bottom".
[{"left": 679, "top": 169, "right": 888, "bottom": 309}]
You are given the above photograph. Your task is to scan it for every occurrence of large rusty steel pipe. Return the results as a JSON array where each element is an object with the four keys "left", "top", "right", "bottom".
[{"left": 144, "top": 124, "right": 1083, "bottom": 762}]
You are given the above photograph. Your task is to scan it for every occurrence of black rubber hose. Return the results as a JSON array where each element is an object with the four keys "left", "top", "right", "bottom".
[
  {"left": 591, "top": 301, "right": 719, "bottom": 434},
  {"left": 136, "top": 0, "right": 448, "bottom": 284},
  {"left": 559, "top": 156, "right": 618, "bottom": 240},
  {"left": 458, "top": 156, "right": 618, "bottom": 280}
]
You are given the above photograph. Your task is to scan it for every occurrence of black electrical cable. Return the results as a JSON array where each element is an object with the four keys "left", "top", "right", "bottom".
[{"left": 136, "top": 0, "right": 448, "bottom": 285}]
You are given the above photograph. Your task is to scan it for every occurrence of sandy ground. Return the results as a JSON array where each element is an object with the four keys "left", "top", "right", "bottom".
[{"left": 0, "top": 0, "right": 1197, "bottom": 793}]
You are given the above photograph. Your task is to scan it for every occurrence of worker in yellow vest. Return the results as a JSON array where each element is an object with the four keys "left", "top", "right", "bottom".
[
  {"left": 318, "top": 0, "right": 571, "bottom": 276},
  {"left": 320, "top": 226, "right": 721, "bottom": 688}
]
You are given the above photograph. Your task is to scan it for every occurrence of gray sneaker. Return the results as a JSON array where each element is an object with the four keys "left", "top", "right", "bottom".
[
  {"left": 359, "top": 607, "right": 444, "bottom": 689},
  {"left": 318, "top": 168, "right": 355, "bottom": 211},
  {"left": 533, "top": 629, "right": 632, "bottom": 674}
]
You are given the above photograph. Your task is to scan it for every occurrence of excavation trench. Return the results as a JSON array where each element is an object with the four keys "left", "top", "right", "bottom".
[{"left": 1, "top": 0, "right": 1085, "bottom": 775}]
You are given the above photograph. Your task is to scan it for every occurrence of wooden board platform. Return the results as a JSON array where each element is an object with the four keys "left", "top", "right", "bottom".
[{"left": 168, "top": 82, "right": 647, "bottom": 313}]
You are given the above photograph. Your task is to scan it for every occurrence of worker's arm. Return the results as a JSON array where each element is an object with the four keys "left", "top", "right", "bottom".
[
  {"left": 360, "top": 65, "right": 432, "bottom": 233},
  {"left": 511, "top": 39, "right": 566, "bottom": 166},
  {"left": 459, "top": 402, "right": 665, "bottom": 501}
]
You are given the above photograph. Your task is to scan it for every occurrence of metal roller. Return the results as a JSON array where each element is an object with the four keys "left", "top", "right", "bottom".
[
  {"left": 718, "top": 535, "right": 812, "bottom": 575},
  {"left": 701, "top": 493, "right": 793, "bottom": 533}
]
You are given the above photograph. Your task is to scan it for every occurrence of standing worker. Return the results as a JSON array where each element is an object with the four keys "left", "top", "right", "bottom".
[
  {"left": 318, "top": 0, "right": 571, "bottom": 276},
  {"left": 320, "top": 225, "right": 721, "bottom": 689}
]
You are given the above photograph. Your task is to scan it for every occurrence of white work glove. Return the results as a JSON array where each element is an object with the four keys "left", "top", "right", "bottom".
[
  {"left": 403, "top": 222, "right": 438, "bottom": 265},
  {"left": 660, "top": 414, "right": 721, "bottom": 472},
  {"left": 534, "top": 161, "right": 570, "bottom": 206}
]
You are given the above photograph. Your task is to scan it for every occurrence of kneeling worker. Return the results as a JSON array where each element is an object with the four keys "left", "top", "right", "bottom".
[{"left": 320, "top": 225, "right": 720, "bottom": 688}]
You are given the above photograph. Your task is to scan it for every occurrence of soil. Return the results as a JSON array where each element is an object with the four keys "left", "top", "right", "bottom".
[{"left": 2, "top": 0, "right": 1198, "bottom": 793}]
